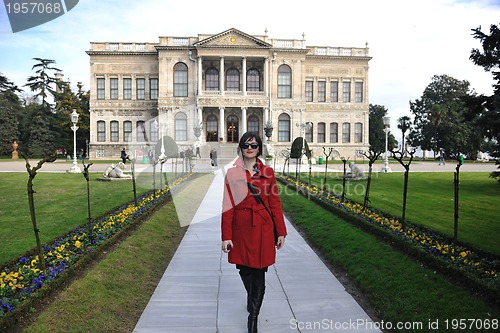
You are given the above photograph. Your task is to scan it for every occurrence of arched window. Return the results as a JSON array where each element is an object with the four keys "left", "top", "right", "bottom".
[
  {"left": 247, "top": 68, "right": 260, "bottom": 91},
  {"left": 206, "top": 67, "right": 219, "bottom": 90},
  {"left": 278, "top": 65, "right": 292, "bottom": 98},
  {"left": 173, "top": 62, "right": 188, "bottom": 97},
  {"left": 150, "top": 119, "right": 158, "bottom": 142},
  {"left": 110, "top": 121, "right": 119, "bottom": 142},
  {"left": 342, "top": 122, "right": 351, "bottom": 143},
  {"left": 330, "top": 122, "right": 338, "bottom": 143},
  {"left": 278, "top": 113, "right": 291, "bottom": 142},
  {"left": 175, "top": 112, "right": 188, "bottom": 141},
  {"left": 248, "top": 115, "right": 259, "bottom": 133},
  {"left": 317, "top": 122, "right": 326, "bottom": 143},
  {"left": 226, "top": 68, "right": 240, "bottom": 91},
  {"left": 97, "top": 121, "right": 106, "bottom": 142},
  {"left": 137, "top": 121, "right": 147, "bottom": 142},
  {"left": 355, "top": 122, "right": 363, "bottom": 143},
  {"left": 305, "top": 123, "right": 313, "bottom": 143},
  {"left": 206, "top": 114, "right": 218, "bottom": 142},
  {"left": 123, "top": 121, "right": 132, "bottom": 142}
]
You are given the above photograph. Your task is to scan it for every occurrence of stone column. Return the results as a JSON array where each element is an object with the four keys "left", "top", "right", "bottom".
[
  {"left": 219, "top": 106, "right": 225, "bottom": 142},
  {"left": 197, "top": 56, "right": 203, "bottom": 95},
  {"left": 198, "top": 108, "right": 204, "bottom": 142},
  {"left": 264, "top": 58, "right": 269, "bottom": 97},
  {"left": 263, "top": 108, "right": 269, "bottom": 139},
  {"left": 242, "top": 56, "right": 247, "bottom": 96},
  {"left": 241, "top": 107, "right": 247, "bottom": 134},
  {"left": 219, "top": 56, "right": 225, "bottom": 96}
]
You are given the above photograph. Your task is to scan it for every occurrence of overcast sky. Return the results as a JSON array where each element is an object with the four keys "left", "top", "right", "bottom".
[{"left": 1, "top": 0, "right": 499, "bottom": 138}]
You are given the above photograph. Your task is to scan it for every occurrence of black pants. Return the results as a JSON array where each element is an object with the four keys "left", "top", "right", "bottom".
[{"left": 237, "top": 265, "right": 267, "bottom": 282}]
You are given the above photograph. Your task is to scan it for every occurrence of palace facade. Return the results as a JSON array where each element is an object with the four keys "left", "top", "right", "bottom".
[{"left": 86, "top": 28, "right": 371, "bottom": 161}]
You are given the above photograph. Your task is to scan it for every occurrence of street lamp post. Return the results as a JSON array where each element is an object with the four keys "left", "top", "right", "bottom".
[
  {"left": 381, "top": 115, "right": 392, "bottom": 173},
  {"left": 68, "top": 109, "right": 81, "bottom": 173}
]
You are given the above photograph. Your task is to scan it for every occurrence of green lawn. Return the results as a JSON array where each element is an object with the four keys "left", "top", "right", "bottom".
[
  {"left": 0, "top": 172, "right": 181, "bottom": 264},
  {"left": 278, "top": 185, "right": 499, "bottom": 332},
  {"left": 299, "top": 171, "right": 500, "bottom": 256}
]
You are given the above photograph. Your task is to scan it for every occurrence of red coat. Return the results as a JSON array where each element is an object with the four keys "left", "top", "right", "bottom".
[{"left": 221, "top": 158, "right": 287, "bottom": 269}]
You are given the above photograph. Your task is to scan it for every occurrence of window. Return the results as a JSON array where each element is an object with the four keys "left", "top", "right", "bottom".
[
  {"left": 330, "top": 81, "right": 338, "bottom": 102},
  {"left": 137, "top": 121, "right": 146, "bottom": 142},
  {"left": 278, "top": 113, "right": 291, "bottom": 142},
  {"left": 137, "top": 78, "right": 145, "bottom": 100},
  {"left": 206, "top": 67, "right": 219, "bottom": 90},
  {"left": 330, "top": 122, "right": 338, "bottom": 143},
  {"left": 317, "top": 122, "right": 326, "bottom": 143},
  {"left": 150, "top": 120, "right": 159, "bottom": 142},
  {"left": 97, "top": 78, "right": 105, "bottom": 99},
  {"left": 226, "top": 68, "right": 240, "bottom": 91},
  {"left": 278, "top": 65, "right": 291, "bottom": 98},
  {"left": 174, "top": 63, "right": 188, "bottom": 97},
  {"left": 342, "top": 122, "right": 351, "bottom": 143},
  {"left": 150, "top": 78, "right": 158, "bottom": 100},
  {"left": 355, "top": 122, "right": 363, "bottom": 143},
  {"left": 110, "top": 78, "right": 118, "bottom": 99},
  {"left": 355, "top": 82, "right": 363, "bottom": 103},
  {"left": 318, "top": 81, "right": 326, "bottom": 102},
  {"left": 124, "top": 121, "right": 132, "bottom": 142},
  {"left": 247, "top": 68, "right": 260, "bottom": 91},
  {"left": 175, "top": 112, "right": 187, "bottom": 141},
  {"left": 110, "top": 121, "right": 119, "bottom": 142},
  {"left": 206, "top": 114, "right": 218, "bottom": 142},
  {"left": 305, "top": 81, "right": 313, "bottom": 102},
  {"left": 97, "top": 121, "right": 105, "bottom": 142},
  {"left": 123, "top": 78, "right": 132, "bottom": 99},
  {"left": 305, "top": 123, "right": 313, "bottom": 143},
  {"left": 343, "top": 81, "right": 351, "bottom": 103},
  {"left": 248, "top": 115, "right": 259, "bottom": 133}
]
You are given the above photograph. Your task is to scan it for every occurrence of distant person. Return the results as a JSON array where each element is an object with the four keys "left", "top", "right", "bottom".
[
  {"left": 195, "top": 146, "right": 201, "bottom": 158},
  {"left": 439, "top": 149, "right": 446, "bottom": 165},
  {"left": 210, "top": 148, "right": 218, "bottom": 166},
  {"left": 121, "top": 148, "right": 129, "bottom": 164}
]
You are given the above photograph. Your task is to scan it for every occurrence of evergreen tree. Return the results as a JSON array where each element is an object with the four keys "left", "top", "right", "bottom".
[
  {"left": 0, "top": 91, "right": 21, "bottom": 155},
  {"left": 28, "top": 109, "right": 56, "bottom": 157},
  {"left": 369, "top": 104, "right": 396, "bottom": 153},
  {"left": 469, "top": 23, "right": 500, "bottom": 158},
  {"left": 24, "top": 58, "right": 61, "bottom": 108}
]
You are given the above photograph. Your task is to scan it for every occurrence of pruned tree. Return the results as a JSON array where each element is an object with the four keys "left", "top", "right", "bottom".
[
  {"left": 362, "top": 148, "right": 382, "bottom": 211},
  {"left": 391, "top": 149, "right": 416, "bottom": 230}
]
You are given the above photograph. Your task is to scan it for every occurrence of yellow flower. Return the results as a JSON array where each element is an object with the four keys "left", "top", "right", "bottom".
[{"left": 75, "top": 240, "right": 81, "bottom": 248}]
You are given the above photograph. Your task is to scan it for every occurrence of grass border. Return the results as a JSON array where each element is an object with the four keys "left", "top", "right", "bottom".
[{"left": 276, "top": 177, "right": 500, "bottom": 311}]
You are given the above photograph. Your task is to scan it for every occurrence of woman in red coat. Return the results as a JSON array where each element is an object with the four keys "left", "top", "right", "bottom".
[{"left": 221, "top": 131, "right": 287, "bottom": 333}]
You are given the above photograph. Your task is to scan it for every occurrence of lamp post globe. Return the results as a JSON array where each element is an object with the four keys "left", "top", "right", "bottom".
[
  {"left": 381, "top": 115, "right": 392, "bottom": 173},
  {"left": 68, "top": 109, "right": 82, "bottom": 173}
]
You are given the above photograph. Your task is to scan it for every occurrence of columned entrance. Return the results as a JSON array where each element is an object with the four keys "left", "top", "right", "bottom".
[{"left": 226, "top": 115, "right": 239, "bottom": 143}]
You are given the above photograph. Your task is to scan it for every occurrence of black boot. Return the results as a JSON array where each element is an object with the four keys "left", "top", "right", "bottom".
[
  {"left": 247, "top": 285, "right": 265, "bottom": 333},
  {"left": 239, "top": 273, "right": 253, "bottom": 312}
]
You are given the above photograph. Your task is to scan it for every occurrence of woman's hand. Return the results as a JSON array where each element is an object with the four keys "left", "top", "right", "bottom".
[
  {"left": 222, "top": 240, "right": 233, "bottom": 253},
  {"left": 276, "top": 236, "right": 285, "bottom": 250}
]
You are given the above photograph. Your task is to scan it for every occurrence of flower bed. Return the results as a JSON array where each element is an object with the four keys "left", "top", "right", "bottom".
[
  {"left": 0, "top": 173, "right": 191, "bottom": 327},
  {"left": 276, "top": 173, "right": 500, "bottom": 305}
]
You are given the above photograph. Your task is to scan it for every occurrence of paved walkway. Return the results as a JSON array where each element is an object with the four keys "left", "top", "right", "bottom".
[{"left": 132, "top": 166, "right": 381, "bottom": 333}]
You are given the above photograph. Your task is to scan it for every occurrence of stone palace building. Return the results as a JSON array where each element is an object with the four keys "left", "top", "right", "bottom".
[{"left": 86, "top": 28, "right": 371, "bottom": 162}]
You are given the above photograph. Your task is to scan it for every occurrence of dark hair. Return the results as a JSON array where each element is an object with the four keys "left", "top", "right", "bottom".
[{"left": 238, "top": 131, "right": 262, "bottom": 157}]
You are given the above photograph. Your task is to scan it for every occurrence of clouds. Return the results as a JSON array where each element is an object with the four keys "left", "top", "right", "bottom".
[{"left": 1, "top": 0, "right": 498, "bottom": 135}]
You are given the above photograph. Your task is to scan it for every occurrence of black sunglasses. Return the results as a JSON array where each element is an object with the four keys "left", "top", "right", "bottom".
[{"left": 241, "top": 143, "right": 259, "bottom": 149}]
